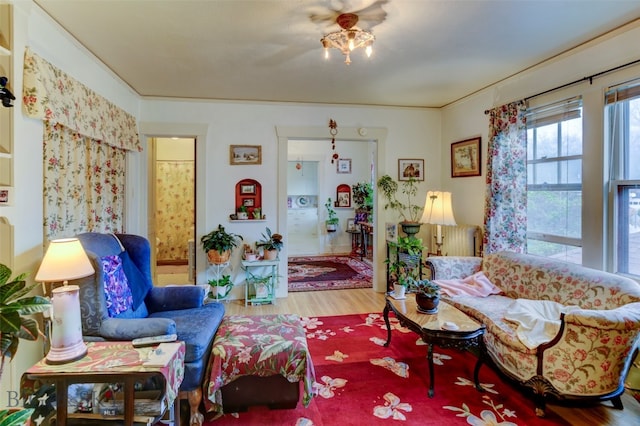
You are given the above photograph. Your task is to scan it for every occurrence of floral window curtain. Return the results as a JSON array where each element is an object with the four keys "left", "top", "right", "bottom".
[
  {"left": 156, "top": 161, "right": 195, "bottom": 263},
  {"left": 483, "top": 101, "right": 528, "bottom": 254},
  {"left": 43, "top": 122, "right": 125, "bottom": 238},
  {"left": 23, "top": 47, "right": 140, "bottom": 240}
]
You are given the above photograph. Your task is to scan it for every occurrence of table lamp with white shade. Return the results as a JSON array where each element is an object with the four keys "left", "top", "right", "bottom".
[
  {"left": 35, "top": 238, "right": 94, "bottom": 364},
  {"left": 421, "top": 191, "right": 457, "bottom": 256}
]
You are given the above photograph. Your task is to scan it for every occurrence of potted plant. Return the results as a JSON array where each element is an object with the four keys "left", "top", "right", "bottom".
[
  {"left": 377, "top": 175, "right": 424, "bottom": 236},
  {"left": 242, "top": 243, "right": 259, "bottom": 261},
  {"left": 255, "top": 227, "right": 283, "bottom": 260},
  {"left": 207, "top": 275, "right": 233, "bottom": 299},
  {"left": 325, "top": 198, "right": 339, "bottom": 232},
  {"left": 237, "top": 205, "right": 249, "bottom": 220},
  {"left": 410, "top": 279, "right": 441, "bottom": 314},
  {"left": 385, "top": 236, "right": 424, "bottom": 299},
  {"left": 352, "top": 181, "right": 373, "bottom": 224},
  {"left": 200, "top": 224, "right": 243, "bottom": 264},
  {"left": 0, "top": 263, "right": 51, "bottom": 384}
]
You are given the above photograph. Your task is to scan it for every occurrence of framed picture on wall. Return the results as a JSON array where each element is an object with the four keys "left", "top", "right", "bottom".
[
  {"left": 240, "top": 184, "right": 256, "bottom": 194},
  {"left": 398, "top": 159, "right": 424, "bottom": 181},
  {"left": 337, "top": 158, "right": 352, "bottom": 174},
  {"left": 385, "top": 222, "right": 398, "bottom": 242},
  {"left": 230, "top": 145, "right": 262, "bottom": 165},
  {"left": 451, "top": 137, "right": 481, "bottom": 177},
  {"left": 243, "top": 198, "right": 255, "bottom": 207},
  {"left": 0, "top": 188, "right": 10, "bottom": 206}
]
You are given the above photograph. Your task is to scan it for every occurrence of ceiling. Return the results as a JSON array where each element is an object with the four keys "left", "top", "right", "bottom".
[{"left": 34, "top": 0, "right": 640, "bottom": 108}]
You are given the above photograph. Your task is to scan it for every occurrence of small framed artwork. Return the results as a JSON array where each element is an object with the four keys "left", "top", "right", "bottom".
[
  {"left": 337, "top": 191, "right": 351, "bottom": 207},
  {"left": 337, "top": 158, "right": 352, "bottom": 174},
  {"left": 240, "top": 183, "right": 256, "bottom": 194},
  {"left": 398, "top": 159, "right": 424, "bottom": 181},
  {"left": 346, "top": 218, "right": 356, "bottom": 231},
  {"left": 385, "top": 222, "right": 398, "bottom": 242},
  {"left": 0, "top": 188, "right": 10, "bottom": 206},
  {"left": 230, "top": 145, "right": 262, "bottom": 165},
  {"left": 243, "top": 198, "right": 255, "bottom": 207},
  {"left": 451, "top": 137, "right": 481, "bottom": 177}
]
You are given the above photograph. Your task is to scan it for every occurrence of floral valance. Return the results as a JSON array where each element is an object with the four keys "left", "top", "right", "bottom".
[{"left": 22, "top": 47, "right": 141, "bottom": 151}]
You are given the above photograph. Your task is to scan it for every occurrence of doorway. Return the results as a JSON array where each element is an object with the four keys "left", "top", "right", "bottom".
[
  {"left": 151, "top": 137, "right": 196, "bottom": 285},
  {"left": 281, "top": 131, "right": 381, "bottom": 295}
]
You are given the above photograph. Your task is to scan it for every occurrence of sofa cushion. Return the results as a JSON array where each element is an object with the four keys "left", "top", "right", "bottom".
[
  {"left": 119, "top": 249, "right": 151, "bottom": 310},
  {"left": 101, "top": 255, "right": 134, "bottom": 317},
  {"left": 149, "top": 302, "right": 225, "bottom": 363}
]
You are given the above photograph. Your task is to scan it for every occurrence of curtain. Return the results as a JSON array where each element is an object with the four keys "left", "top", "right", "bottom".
[
  {"left": 23, "top": 47, "right": 140, "bottom": 240},
  {"left": 155, "top": 161, "right": 195, "bottom": 263},
  {"left": 43, "top": 122, "right": 126, "bottom": 239},
  {"left": 483, "top": 101, "right": 528, "bottom": 254}
]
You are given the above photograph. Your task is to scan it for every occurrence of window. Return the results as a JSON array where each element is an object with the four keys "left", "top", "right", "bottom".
[
  {"left": 605, "top": 81, "right": 640, "bottom": 277},
  {"left": 526, "top": 97, "right": 583, "bottom": 263}
]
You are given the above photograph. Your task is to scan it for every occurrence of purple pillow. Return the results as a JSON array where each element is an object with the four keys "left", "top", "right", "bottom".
[{"left": 101, "top": 255, "right": 133, "bottom": 317}]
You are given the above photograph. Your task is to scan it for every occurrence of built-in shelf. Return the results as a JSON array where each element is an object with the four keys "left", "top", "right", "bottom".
[{"left": 229, "top": 219, "right": 266, "bottom": 223}]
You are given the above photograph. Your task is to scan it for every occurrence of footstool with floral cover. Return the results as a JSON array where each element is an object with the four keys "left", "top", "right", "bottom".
[{"left": 204, "top": 314, "right": 315, "bottom": 418}]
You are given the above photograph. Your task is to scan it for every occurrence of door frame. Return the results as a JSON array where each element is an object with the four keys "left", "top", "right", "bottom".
[{"left": 276, "top": 126, "right": 388, "bottom": 295}]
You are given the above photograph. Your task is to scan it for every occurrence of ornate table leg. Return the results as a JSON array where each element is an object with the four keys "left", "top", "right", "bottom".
[
  {"left": 383, "top": 302, "right": 392, "bottom": 347},
  {"left": 427, "top": 343, "right": 435, "bottom": 398},
  {"left": 473, "top": 337, "right": 485, "bottom": 392}
]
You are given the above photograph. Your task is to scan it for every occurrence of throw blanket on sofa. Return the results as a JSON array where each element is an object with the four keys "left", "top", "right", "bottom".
[
  {"left": 504, "top": 299, "right": 579, "bottom": 349},
  {"left": 434, "top": 271, "right": 503, "bottom": 297}
]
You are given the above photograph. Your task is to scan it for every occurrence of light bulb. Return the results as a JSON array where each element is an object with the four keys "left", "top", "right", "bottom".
[
  {"left": 365, "top": 44, "right": 373, "bottom": 57},
  {"left": 324, "top": 48, "right": 329, "bottom": 59}
]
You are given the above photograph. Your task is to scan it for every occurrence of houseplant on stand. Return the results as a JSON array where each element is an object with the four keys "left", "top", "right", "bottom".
[
  {"left": 410, "top": 279, "right": 441, "bottom": 314},
  {"left": 207, "top": 275, "right": 233, "bottom": 300},
  {"left": 0, "top": 263, "right": 51, "bottom": 425},
  {"left": 352, "top": 181, "right": 373, "bottom": 223},
  {"left": 200, "top": 224, "right": 243, "bottom": 264},
  {"left": 385, "top": 236, "right": 424, "bottom": 299},
  {"left": 377, "top": 175, "right": 423, "bottom": 237},
  {"left": 324, "top": 198, "right": 339, "bottom": 232},
  {"left": 255, "top": 227, "right": 283, "bottom": 260}
]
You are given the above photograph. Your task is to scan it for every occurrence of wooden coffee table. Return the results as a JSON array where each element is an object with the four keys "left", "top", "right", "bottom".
[{"left": 383, "top": 294, "right": 486, "bottom": 397}]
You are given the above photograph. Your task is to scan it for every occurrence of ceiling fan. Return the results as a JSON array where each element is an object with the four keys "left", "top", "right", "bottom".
[{"left": 309, "top": 0, "right": 389, "bottom": 29}]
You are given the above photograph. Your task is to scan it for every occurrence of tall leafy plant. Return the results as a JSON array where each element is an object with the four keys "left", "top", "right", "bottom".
[
  {"left": 377, "top": 175, "right": 423, "bottom": 223},
  {"left": 0, "top": 264, "right": 50, "bottom": 381}
]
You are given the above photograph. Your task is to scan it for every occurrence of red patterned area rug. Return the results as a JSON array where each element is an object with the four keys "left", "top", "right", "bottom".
[
  {"left": 204, "top": 313, "right": 569, "bottom": 425},
  {"left": 287, "top": 255, "right": 372, "bottom": 292}
]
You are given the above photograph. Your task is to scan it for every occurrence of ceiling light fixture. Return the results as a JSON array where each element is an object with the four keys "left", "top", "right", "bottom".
[{"left": 321, "top": 13, "right": 374, "bottom": 65}]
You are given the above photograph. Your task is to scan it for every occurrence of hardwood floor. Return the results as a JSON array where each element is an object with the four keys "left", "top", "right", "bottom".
[{"left": 223, "top": 288, "right": 640, "bottom": 426}]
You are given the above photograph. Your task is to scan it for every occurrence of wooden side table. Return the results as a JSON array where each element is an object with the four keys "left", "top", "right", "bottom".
[{"left": 21, "top": 341, "right": 185, "bottom": 425}]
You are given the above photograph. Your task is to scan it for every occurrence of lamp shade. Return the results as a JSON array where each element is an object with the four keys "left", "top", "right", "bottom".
[
  {"left": 35, "top": 238, "right": 94, "bottom": 283},
  {"left": 421, "top": 191, "right": 457, "bottom": 226}
]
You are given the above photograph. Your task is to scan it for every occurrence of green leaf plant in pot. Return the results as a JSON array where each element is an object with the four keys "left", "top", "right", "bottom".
[
  {"left": 385, "top": 236, "right": 424, "bottom": 299},
  {"left": 0, "top": 263, "right": 50, "bottom": 422},
  {"left": 411, "top": 278, "right": 441, "bottom": 314},
  {"left": 255, "top": 227, "right": 283, "bottom": 261},
  {"left": 324, "top": 198, "right": 339, "bottom": 232},
  {"left": 377, "top": 174, "right": 424, "bottom": 237},
  {"left": 207, "top": 274, "right": 233, "bottom": 299},
  {"left": 201, "top": 224, "right": 243, "bottom": 264},
  {"left": 352, "top": 181, "right": 373, "bottom": 223}
]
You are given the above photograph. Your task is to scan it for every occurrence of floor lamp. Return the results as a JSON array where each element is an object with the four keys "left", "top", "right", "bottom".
[
  {"left": 421, "top": 191, "right": 457, "bottom": 256},
  {"left": 35, "top": 238, "right": 94, "bottom": 364}
]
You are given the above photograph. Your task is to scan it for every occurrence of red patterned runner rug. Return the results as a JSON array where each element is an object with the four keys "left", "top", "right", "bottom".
[
  {"left": 287, "top": 255, "right": 372, "bottom": 292},
  {"left": 205, "top": 313, "right": 569, "bottom": 425}
]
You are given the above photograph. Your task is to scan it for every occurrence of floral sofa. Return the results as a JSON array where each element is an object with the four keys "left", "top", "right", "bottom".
[{"left": 426, "top": 251, "right": 640, "bottom": 416}]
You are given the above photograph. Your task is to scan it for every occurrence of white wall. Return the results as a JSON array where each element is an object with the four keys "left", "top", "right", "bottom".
[
  {"left": 442, "top": 20, "right": 640, "bottom": 270},
  {"left": 139, "top": 101, "right": 440, "bottom": 296}
]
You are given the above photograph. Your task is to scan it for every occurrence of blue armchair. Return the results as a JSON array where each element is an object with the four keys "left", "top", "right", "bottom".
[{"left": 73, "top": 232, "right": 224, "bottom": 425}]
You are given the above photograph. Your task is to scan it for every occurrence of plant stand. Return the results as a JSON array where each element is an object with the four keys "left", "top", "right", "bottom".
[
  {"left": 207, "top": 261, "right": 232, "bottom": 302},
  {"left": 242, "top": 260, "right": 278, "bottom": 306}
]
